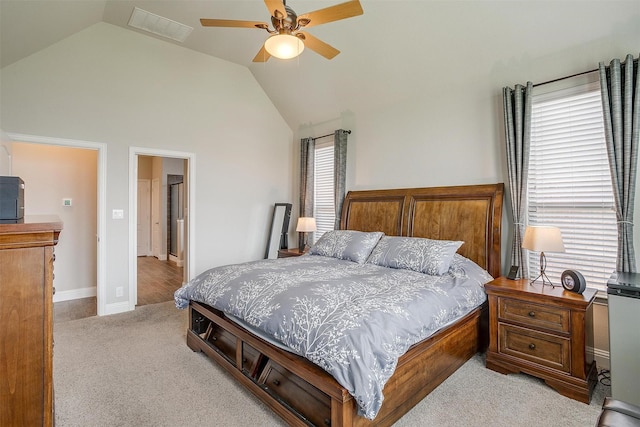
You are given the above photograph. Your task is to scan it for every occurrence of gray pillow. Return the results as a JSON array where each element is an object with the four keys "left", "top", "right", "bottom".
[
  {"left": 309, "top": 230, "right": 384, "bottom": 264},
  {"left": 366, "top": 236, "right": 463, "bottom": 275}
]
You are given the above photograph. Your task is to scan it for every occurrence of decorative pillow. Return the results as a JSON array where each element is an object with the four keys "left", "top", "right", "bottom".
[
  {"left": 309, "top": 230, "right": 384, "bottom": 264},
  {"left": 366, "top": 236, "right": 463, "bottom": 275}
]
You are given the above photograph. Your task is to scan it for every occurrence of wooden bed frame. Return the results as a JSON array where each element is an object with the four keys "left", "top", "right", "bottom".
[{"left": 186, "top": 183, "right": 504, "bottom": 426}]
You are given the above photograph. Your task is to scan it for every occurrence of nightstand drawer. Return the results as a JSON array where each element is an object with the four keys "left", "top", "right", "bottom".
[
  {"left": 498, "top": 297, "right": 570, "bottom": 333},
  {"left": 499, "top": 323, "right": 571, "bottom": 373}
]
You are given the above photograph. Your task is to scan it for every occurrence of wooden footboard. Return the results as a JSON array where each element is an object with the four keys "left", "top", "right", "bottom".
[{"left": 187, "top": 300, "right": 487, "bottom": 427}]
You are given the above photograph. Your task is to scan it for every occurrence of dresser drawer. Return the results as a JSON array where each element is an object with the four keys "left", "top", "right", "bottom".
[
  {"left": 498, "top": 297, "right": 570, "bottom": 333},
  {"left": 499, "top": 323, "right": 571, "bottom": 373}
]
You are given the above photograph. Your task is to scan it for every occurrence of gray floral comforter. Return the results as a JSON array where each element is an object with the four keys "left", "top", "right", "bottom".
[{"left": 174, "top": 253, "right": 490, "bottom": 420}]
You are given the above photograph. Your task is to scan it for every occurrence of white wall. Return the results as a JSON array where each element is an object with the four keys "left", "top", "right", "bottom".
[
  {"left": 11, "top": 142, "right": 98, "bottom": 300},
  {"left": 0, "top": 129, "right": 11, "bottom": 175},
  {"left": 0, "top": 22, "right": 293, "bottom": 311}
]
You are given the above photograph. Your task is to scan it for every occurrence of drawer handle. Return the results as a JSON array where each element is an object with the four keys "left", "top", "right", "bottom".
[
  {"left": 210, "top": 336, "right": 217, "bottom": 341},
  {"left": 272, "top": 379, "right": 280, "bottom": 386},
  {"left": 529, "top": 343, "right": 536, "bottom": 350},
  {"left": 528, "top": 311, "right": 535, "bottom": 317},
  {"left": 324, "top": 419, "right": 331, "bottom": 426},
  {"left": 242, "top": 358, "right": 247, "bottom": 363}
]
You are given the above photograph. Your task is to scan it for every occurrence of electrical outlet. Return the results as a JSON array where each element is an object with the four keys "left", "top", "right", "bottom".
[
  {"left": 112, "top": 209, "right": 124, "bottom": 220},
  {"left": 116, "top": 286, "right": 123, "bottom": 297}
]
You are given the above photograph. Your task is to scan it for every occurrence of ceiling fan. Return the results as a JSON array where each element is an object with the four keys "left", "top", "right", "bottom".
[{"left": 200, "top": 0, "right": 363, "bottom": 62}]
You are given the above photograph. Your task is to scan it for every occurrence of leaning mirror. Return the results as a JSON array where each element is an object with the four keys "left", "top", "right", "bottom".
[{"left": 265, "top": 203, "right": 292, "bottom": 259}]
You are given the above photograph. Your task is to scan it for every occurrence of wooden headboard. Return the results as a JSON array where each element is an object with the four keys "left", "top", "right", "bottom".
[{"left": 340, "top": 183, "right": 504, "bottom": 278}]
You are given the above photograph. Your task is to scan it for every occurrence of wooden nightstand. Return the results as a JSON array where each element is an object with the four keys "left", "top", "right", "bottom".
[
  {"left": 277, "top": 248, "right": 307, "bottom": 258},
  {"left": 485, "top": 277, "right": 598, "bottom": 403}
]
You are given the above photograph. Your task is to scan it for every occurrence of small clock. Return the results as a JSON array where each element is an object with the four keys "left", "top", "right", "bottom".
[{"left": 561, "top": 270, "right": 586, "bottom": 294}]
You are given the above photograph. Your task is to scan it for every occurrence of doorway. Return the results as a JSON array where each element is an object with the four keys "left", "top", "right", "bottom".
[
  {"left": 135, "top": 156, "right": 184, "bottom": 306},
  {"left": 6, "top": 132, "right": 107, "bottom": 315},
  {"left": 129, "top": 147, "right": 195, "bottom": 310}
]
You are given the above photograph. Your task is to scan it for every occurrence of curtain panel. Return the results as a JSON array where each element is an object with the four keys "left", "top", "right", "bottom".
[
  {"left": 299, "top": 137, "right": 315, "bottom": 249},
  {"left": 503, "top": 82, "right": 533, "bottom": 278},
  {"left": 333, "top": 130, "right": 348, "bottom": 230},
  {"left": 599, "top": 54, "right": 640, "bottom": 272}
]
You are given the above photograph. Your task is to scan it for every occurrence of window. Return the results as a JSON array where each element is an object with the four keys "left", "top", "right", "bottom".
[
  {"left": 528, "top": 81, "right": 617, "bottom": 291},
  {"left": 313, "top": 139, "right": 334, "bottom": 242}
]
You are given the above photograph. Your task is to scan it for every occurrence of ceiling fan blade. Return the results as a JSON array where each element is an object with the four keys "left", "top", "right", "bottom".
[
  {"left": 297, "top": 0, "right": 363, "bottom": 29},
  {"left": 264, "top": 0, "right": 287, "bottom": 19},
  {"left": 253, "top": 45, "right": 272, "bottom": 62},
  {"left": 200, "top": 19, "right": 268, "bottom": 29},
  {"left": 298, "top": 32, "right": 340, "bottom": 59}
]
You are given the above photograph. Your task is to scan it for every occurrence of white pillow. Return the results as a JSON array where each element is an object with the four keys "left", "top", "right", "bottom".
[
  {"left": 309, "top": 230, "right": 384, "bottom": 264},
  {"left": 366, "top": 236, "right": 463, "bottom": 275}
]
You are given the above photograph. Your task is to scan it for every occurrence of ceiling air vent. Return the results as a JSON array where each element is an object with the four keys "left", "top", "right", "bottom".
[{"left": 128, "top": 7, "right": 193, "bottom": 43}]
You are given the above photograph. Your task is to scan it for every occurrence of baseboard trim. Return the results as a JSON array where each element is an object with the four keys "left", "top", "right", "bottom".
[
  {"left": 53, "top": 286, "right": 97, "bottom": 303},
  {"left": 169, "top": 254, "right": 184, "bottom": 267},
  {"left": 588, "top": 345, "right": 610, "bottom": 370},
  {"left": 104, "top": 301, "right": 132, "bottom": 316}
]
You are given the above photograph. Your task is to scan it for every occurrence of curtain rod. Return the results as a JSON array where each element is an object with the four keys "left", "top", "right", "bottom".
[
  {"left": 312, "top": 130, "right": 351, "bottom": 141},
  {"left": 533, "top": 68, "right": 596, "bottom": 88},
  {"left": 533, "top": 58, "right": 638, "bottom": 88}
]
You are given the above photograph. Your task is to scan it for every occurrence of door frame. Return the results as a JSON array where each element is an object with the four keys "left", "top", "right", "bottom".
[
  {"left": 128, "top": 147, "right": 195, "bottom": 310},
  {"left": 7, "top": 132, "right": 107, "bottom": 315}
]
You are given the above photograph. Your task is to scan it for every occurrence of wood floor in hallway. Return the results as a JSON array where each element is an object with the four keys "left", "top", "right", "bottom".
[{"left": 54, "top": 256, "right": 184, "bottom": 323}]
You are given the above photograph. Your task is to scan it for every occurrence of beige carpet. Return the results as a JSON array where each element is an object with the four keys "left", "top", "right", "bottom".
[{"left": 54, "top": 301, "right": 608, "bottom": 426}]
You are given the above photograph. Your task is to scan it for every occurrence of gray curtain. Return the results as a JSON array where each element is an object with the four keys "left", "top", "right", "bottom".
[
  {"left": 333, "top": 129, "right": 348, "bottom": 230},
  {"left": 599, "top": 54, "right": 640, "bottom": 272},
  {"left": 503, "top": 82, "right": 533, "bottom": 278},
  {"left": 299, "top": 137, "right": 315, "bottom": 248}
]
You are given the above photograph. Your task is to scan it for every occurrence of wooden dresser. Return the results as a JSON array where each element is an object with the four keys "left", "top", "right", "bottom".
[
  {"left": 485, "top": 277, "right": 597, "bottom": 403},
  {"left": 0, "top": 216, "right": 63, "bottom": 426}
]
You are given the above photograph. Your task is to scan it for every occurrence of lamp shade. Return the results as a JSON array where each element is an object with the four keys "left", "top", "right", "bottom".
[
  {"left": 296, "top": 217, "right": 317, "bottom": 232},
  {"left": 522, "top": 226, "right": 566, "bottom": 253},
  {"left": 264, "top": 34, "right": 304, "bottom": 59}
]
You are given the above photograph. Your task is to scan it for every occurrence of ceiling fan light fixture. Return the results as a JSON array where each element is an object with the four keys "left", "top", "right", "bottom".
[{"left": 264, "top": 34, "right": 304, "bottom": 59}]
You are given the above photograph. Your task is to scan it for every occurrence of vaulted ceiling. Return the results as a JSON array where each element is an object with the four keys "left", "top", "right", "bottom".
[{"left": 2, "top": 1, "right": 639, "bottom": 130}]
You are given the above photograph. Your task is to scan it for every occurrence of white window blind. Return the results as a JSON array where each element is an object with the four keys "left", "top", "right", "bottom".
[
  {"left": 528, "top": 82, "right": 617, "bottom": 291},
  {"left": 314, "top": 139, "right": 335, "bottom": 243}
]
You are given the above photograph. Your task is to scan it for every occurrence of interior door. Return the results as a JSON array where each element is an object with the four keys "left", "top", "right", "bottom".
[
  {"left": 151, "top": 178, "right": 162, "bottom": 259},
  {"left": 137, "top": 179, "right": 151, "bottom": 256}
]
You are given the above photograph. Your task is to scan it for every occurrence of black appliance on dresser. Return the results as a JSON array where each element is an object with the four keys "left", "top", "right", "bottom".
[{"left": 0, "top": 176, "right": 25, "bottom": 220}]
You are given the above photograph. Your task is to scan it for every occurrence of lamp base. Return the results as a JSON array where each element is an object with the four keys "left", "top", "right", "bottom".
[
  {"left": 298, "top": 232, "right": 307, "bottom": 253},
  {"left": 529, "top": 270, "right": 557, "bottom": 287},
  {"left": 529, "top": 251, "right": 557, "bottom": 287}
]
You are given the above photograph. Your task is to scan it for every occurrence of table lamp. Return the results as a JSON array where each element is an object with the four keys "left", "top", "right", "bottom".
[
  {"left": 296, "top": 217, "right": 316, "bottom": 252},
  {"left": 522, "top": 225, "right": 566, "bottom": 287}
]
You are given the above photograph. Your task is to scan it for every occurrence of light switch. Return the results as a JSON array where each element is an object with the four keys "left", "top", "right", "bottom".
[
  {"left": 112, "top": 209, "right": 124, "bottom": 219},
  {"left": 63, "top": 198, "right": 72, "bottom": 207}
]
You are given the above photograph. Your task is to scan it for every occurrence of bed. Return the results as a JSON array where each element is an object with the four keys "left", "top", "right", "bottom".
[{"left": 177, "top": 183, "right": 503, "bottom": 426}]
